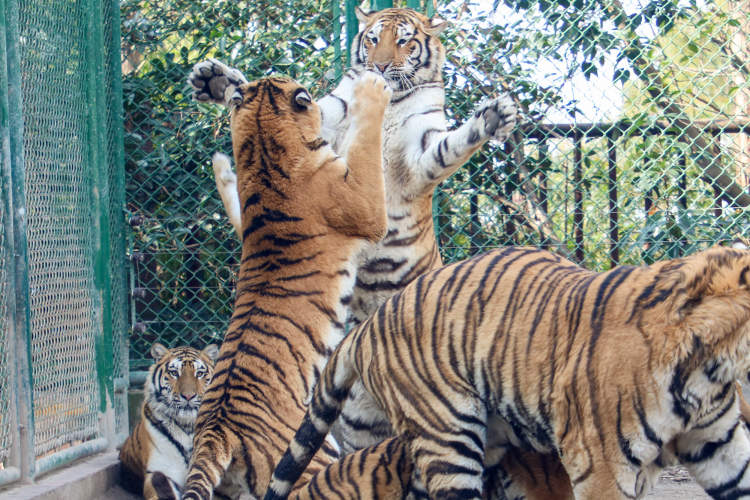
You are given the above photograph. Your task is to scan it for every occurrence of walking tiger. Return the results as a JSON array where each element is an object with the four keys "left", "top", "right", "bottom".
[{"left": 266, "top": 246, "right": 750, "bottom": 500}]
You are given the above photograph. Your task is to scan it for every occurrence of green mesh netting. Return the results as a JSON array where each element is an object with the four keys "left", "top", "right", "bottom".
[{"left": 123, "top": 0, "right": 750, "bottom": 367}]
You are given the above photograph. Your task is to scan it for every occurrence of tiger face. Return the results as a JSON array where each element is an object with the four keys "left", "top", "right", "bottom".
[
  {"left": 353, "top": 7, "right": 447, "bottom": 90},
  {"left": 146, "top": 343, "right": 219, "bottom": 424}
]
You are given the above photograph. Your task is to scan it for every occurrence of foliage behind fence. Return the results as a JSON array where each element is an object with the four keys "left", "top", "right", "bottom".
[{"left": 122, "top": 0, "right": 750, "bottom": 370}]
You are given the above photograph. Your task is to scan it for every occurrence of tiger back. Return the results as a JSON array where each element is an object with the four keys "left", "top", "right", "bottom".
[
  {"left": 181, "top": 74, "right": 390, "bottom": 499},
  {"left": 267, "top": 246, "right": 750, "bottom": 500},
  {"left": 118, "top": 342, "right": 218, "bottom": 500}
]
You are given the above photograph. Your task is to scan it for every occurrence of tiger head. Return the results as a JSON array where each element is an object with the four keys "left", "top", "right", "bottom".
[
  {"left": 229, "top": 77, "right": 324, "bottom": 199},
  {"left": 145, "top": 343, "right": 219, "bottom": 425},
  {"left": 353, "top": 7, "right": 447, "bottom": 91},
  {"left": 642, "top": 247, "right": 750, "bottom": 377}
]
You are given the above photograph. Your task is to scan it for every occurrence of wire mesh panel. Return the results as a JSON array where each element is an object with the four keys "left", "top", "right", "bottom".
[
  {"left": 123, "top": 0, "right": 750, "bottom": 362},
  {"left": 18, "top": 0, "right": 101, "bottom": 459}
]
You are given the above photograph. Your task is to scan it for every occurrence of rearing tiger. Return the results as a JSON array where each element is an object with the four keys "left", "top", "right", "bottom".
[
  {"left": 190, "top": 5, "right": 518, "bottom": 457},
  {"left": 266, "top": 246, "right": 750, "bottom": 500},
  {"left": 181, "top": 73, "right": 391, "bottom": 499}
]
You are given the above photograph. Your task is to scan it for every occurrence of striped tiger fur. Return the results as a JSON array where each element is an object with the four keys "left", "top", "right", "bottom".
[
  {"left": 190, "top": 5, "right": 518, "bottom": 456},
  {"left": 180, "top": 74, "right": 391, "bottom": 499},
  {"left": 266, "top": 246, "right": 750, "bottom": 500},
  {"left": 190, "top": 9, "right": 570, "bottom": 499},
  {"left": 118, "top": 342, "right": 218, "bottom": 500}
]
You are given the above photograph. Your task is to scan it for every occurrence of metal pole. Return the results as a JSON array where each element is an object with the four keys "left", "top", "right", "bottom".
[
  {"left": 574, "top": 132, "right": 584, "bottom": 264},
  {"left": 607, "top": 134, "right": 619, "bottom": 268},
  {"left": 85, "top": 0, "right": 116, "bottom": 446},
  {"left": 345, "top": 0, "right": 358, "bottom": 66},
  {"left": 3, "top": 0, "right": 35, "bottom": 480},
  {"left": 332, "top": 0, "right": 343, "bottom": 81},
  {"left": 0, "top": 0, "right": 21, "bottom": 485},
  {"left": 105, "top": 0, "right": 130, "bottom": 444}
]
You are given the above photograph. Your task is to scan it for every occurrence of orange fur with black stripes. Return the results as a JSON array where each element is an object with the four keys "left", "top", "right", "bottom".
[
  {"left": 267, "top": 246, "right": 750, "bottom": 500},
  {"left": 181, "top": 73, "right": 390, "bottom": 499},
  {"left": 119, "top": 343, "right": 218, "bottom": 500}
]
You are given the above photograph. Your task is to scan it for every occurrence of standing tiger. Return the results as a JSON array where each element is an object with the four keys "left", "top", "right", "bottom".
[
  {"left": 180, "top": 73, "right": 391, "bottom": 499},
  {"left": 190, "top": 4, "right": 517, "bottom": 456},
  {"left": 119, "top": 342, "right": 218, "bottom": 500},
  {"left": 266, "top": 246, "right": 750, "bottom": 500}
]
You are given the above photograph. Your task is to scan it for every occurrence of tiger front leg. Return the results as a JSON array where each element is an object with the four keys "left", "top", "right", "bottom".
[
  {"left": 323, "top": 72, "right": 391, "bottom": 242},
  {"left": 415, "top": 94, "right": 518, "bottom": 189},
  {"left": 675, "top": 406, "right": 750, "bottom": 499},
  {"left": 189, "top": 58, "right": 248, "bottom": 108}
]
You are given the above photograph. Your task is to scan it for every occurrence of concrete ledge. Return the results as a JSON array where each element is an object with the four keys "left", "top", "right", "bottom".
[{"left": 0, "top": 451, "right": 121, "bottom": 500}]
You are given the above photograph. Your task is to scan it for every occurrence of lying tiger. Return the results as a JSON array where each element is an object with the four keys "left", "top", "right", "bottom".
[
  {"left": 267, "top": 246, "right": 750, "bottom": 499},
  {"left": 119, "top": 342, "right": 218, "bottom": 499}
]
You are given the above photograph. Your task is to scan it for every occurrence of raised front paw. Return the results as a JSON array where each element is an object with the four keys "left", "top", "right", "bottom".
[
  {"left": 473, "top": 94, "right": 518, "bottom": 142},
  {"left": 189, "top": 59, "right": 248, "bottom": 107},
  {"left": 352, "top": 71, "right": 392, "bottom": 115}
]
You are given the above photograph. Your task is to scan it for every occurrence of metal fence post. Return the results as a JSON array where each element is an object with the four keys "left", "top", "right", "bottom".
[
  {"left": 0, "top": 0, "right": 20, "bottom": 485},
  {"left": 104, "top": 0, "right": 130, "bottom": 445},
  {"left": 3, "top": 0, "right": 35, "bottom": 481},
  {"left": 85, "top": 0, "right": 116, "bottom": 447}
]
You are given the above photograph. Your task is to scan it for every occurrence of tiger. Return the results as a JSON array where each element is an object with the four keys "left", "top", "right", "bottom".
[
  {"left": 118, "top": 342, "right": 218, "bottom": 500},
  {"left": 189, "top": 5, "right": 518, "bottom": 457},
  {"left": 180, "top": 73, "right": 391, "bottom": 499},
  {"left": 265, "top": 245, "right": 750, "bottom": 500}
]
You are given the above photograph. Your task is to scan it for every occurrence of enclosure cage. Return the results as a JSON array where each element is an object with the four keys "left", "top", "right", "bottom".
[
  {"left": 122, "top": 0, "right": 750, "bottom": 374},
  {"left": 0, "top": 0, "right": 128, "bottom": 486},
  {"left": 0, "top": 0, "right": 749, "bottom": 490}
]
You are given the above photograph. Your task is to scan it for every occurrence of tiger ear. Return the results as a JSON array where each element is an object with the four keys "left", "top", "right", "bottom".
[
  {"left": 293, "top": 88, "right": 313, "bottom": 111},
  {"left": 355, "top": 6, "right": 373, "bottom": 24},
  {"left": 229, "top": 88, "right": 243, "bottom": 110},
  {"left": 150, "top": 343, "right": 169, "bottom": 361},
  {"left": 202, "top": 344, "right": 220, "bottom": 362},
  {"left": 426, "top": 16, "right": 448, "bottom": 35}
]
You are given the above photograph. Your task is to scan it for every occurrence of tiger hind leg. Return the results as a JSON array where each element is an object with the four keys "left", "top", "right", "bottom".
[
  {"left": 182, "top": 429, "right": 237, "bottom": 500},
  {"left": 487, "top": 449, "right": 573, "bottom": 500},
  {"left": 290, "top": 436, "right": 412, "bottom": 500},
  {"left": 143, "top": 471, "right": 181, "bottom": 500},
  {"left": 409, "top": 406, "right": 487, "bottom": 500}
]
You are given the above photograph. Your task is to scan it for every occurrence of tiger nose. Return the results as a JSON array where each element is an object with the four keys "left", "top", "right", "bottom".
[
  {"left": 375, "top": 62, "right": 389, "bottom": 73},
  {"left": 182, "top": 392, "right": 196, "bottom": 401}
]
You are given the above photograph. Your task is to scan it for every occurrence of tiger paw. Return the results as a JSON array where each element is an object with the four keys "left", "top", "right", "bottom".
[
  {"left": 352, "top": 71, "right": 392, "bottom": 114},
  {"left": 189, "top": 59, "right": 248, "bottom": 107},
  {"left": 473, "top": 94, "right": 518, "bottom": 142}
]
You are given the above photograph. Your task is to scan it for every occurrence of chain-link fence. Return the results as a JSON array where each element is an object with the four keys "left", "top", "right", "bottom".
[
  {"left": 123, "top": 0, "right": 750, "bottom": 370},
  {"left": 0, "top": 0, "right": 127, "bottom": 487}
]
